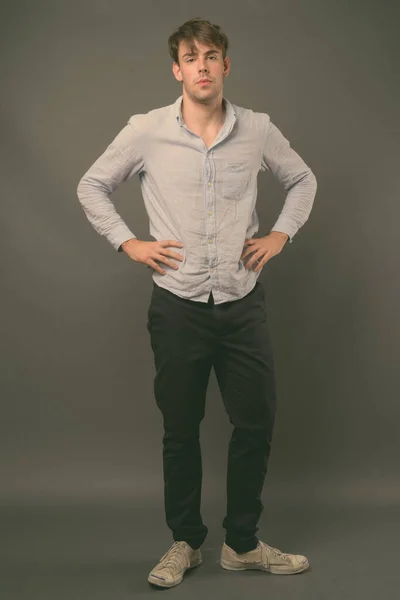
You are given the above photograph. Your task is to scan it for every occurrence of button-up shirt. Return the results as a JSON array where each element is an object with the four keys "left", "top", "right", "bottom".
[{"left": 77, "top": 94, "right": 317, "bottom": 304}]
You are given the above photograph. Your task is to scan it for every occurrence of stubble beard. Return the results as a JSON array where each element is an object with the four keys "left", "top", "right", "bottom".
[{"left": 185, "top": 81, "right": 223, "bottom": 105}]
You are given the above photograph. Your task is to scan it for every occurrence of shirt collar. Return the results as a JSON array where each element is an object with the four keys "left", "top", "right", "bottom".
[{"left": 174, "top": 94, "right": 236, "bottom": 128}]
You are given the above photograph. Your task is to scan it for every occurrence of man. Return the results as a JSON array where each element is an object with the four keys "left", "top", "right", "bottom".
[{"left": 77, "top": 17, "right": 317, "bottom": 589}]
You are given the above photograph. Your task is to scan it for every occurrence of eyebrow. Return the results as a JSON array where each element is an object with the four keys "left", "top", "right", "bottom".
[{"left": 181, "top": 49, "right": 219, "bottom": 59}]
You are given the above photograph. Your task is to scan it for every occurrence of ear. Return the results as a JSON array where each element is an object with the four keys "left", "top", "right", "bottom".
[
  {"left": 223, "top": 56, "right": 231, "bottom": 77},
  {"left": 172, "top": 62, "right": 183, "bottom": 82}
]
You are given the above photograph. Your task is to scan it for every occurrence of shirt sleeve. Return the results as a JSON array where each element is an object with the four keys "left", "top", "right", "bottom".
[
  {"left": 260, "top": 116, "right": 317, "bottom": 244},
  {"left": 76, "top": 114, "right": 145, "bottom": 252}
]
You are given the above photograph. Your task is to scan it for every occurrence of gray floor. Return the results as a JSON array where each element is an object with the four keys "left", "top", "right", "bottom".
[{"left": 1, "top": 498, "right": 399, "bottom": 599}]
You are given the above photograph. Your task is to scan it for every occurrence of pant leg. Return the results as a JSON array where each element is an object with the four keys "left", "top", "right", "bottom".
[
  {"left": 147, "top": 283, "right": 217, "bottom": 549},
  {"left": 213, "top": 282, "right": 277, "bottom": 553}
]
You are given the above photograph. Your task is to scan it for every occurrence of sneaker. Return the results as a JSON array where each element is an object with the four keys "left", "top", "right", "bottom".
[
  {"left": 221, "top": 540, "right": 309, "bottom": 575},
  {"left": 148, "top": 541, "right": 202, "bottom": 588}
]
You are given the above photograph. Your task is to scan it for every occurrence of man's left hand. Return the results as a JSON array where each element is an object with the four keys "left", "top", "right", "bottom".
[{"left": 241, "top": 232, "right": 289, "bottom": 272}]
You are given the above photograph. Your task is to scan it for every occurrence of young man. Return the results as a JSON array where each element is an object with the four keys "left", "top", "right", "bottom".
[{"left": 77, "top": 17, "right": 317, "bottom": 589}]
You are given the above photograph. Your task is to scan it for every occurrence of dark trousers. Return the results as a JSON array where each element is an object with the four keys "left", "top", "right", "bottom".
[{"left": 146, "top": 281, "right": 277, "bottom": 553}]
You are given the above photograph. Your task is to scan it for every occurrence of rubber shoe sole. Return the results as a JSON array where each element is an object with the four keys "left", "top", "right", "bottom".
[
  {"left": 221, "top": 556, "right": 309, "bottom": 575},
  {"left": 148, "top": 553, "right": 203, "bottom": 588}
]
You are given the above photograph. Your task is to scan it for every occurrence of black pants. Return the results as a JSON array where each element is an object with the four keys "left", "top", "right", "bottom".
[{"left": 146, "top": 281, "right": 277, "bottom": 553}]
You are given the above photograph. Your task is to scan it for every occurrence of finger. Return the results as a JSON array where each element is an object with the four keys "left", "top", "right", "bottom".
[
  {"left": 241, "top": 249, "right": 254, "bottom": 261},
  {"left": 253, "top": 258, "right": 265, "bottom": 272},
  {"left": 245, "top": 251, "right": 264, "bottom": 270},
  {"left": 254, "top": 259, "right": 267, "bottom": 272},
  {"left": 254, "top": 252, "right": 272, "bottom": 272},
  {"left": 164, "top": 250, "right": 184, "bottom": 261},
  {"left": 160, "top": 240, "right": 184, "bottom": 247},
  {"left": 241, "top": 245, "right": 258, "bottom": 260},
  {"left": 147, "top": 258, "right": 166, "bottom": 275},
  {"left": 156, "top": 255, "right": 179, "bottom": 270}
]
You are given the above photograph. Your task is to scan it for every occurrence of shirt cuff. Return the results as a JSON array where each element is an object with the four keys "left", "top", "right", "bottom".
[
  {"left": 270, "top": 228, "right": 293, "bottom": 244},
  {"left": 107, "top": 225, "right": 137, "bottom": 252}
]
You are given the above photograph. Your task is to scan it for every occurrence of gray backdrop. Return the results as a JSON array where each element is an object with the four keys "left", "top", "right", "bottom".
[{"left": 1, "top": 1, "right": 399, "bottom": 598}]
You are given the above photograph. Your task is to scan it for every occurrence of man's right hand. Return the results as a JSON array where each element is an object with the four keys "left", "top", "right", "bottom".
[{"left": 120, "top": 238, "right": 184, "bottom": 275}]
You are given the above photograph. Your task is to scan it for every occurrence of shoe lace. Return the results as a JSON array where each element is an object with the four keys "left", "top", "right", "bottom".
[
  {"left": 160, "top": 541, "right": 188, "bottom": 569},
  {"left": 264, "top": 542, "right": 291, "bottom": 560}
]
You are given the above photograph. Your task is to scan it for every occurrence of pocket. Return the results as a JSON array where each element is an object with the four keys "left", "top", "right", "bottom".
[{"left": 222, "top": 161, "right": 251, "bottom": 200}]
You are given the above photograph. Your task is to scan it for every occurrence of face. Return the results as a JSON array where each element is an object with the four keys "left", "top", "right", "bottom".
[{"left": 172, "top": 39, "right": 230, "bottom": 103}]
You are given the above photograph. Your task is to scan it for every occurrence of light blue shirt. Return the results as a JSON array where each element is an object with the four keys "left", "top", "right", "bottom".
[{"left": 77, "top": 95, "right": 317, "bottom": 304}]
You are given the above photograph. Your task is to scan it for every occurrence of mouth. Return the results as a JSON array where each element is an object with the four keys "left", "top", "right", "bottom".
[{"left": 197, "top": 79, "right": 212, "bottom": 85}]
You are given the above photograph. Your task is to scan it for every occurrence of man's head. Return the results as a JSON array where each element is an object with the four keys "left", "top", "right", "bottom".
[{"left": 168, "top": 18, "right": 230, "bottom": 104}]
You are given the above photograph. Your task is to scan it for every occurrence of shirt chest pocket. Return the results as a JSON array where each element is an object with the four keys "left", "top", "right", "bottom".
[{"left": 222, "top": 160, "right": 251, "bottom": 200}]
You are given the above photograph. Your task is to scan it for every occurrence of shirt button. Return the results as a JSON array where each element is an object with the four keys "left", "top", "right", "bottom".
[
  {"left": 208, "top": 212, "right": 212, "bottom": 216},
  {"left": 208, "top": 182, "right": 211, "bottom": 187},
  {"left": 210, "top": 268, "right": 214, "bottom": 272},
  {"left": 208, "top": 239, "right": 213, "bottom": 244}
]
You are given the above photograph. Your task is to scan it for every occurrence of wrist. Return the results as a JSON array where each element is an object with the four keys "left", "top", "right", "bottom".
[
  {"left": 121, "top": 237, "right": 139, "bottom": 249},
  {"left": 269, "top": 231, "right": 289, "bottom": 242}
]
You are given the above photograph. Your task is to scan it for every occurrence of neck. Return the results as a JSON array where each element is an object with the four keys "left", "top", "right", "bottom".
[{"left": 181, "top": 89, "right": 226, "bottom": 130}]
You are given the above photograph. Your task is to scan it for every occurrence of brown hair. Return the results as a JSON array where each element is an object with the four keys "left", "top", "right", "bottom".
[{"left": 168, "top": 17, "right": 229, "bottom": 65}]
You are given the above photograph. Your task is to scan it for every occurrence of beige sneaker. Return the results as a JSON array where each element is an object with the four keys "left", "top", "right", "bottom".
[
  {"left": 221, "top": 540, "right": 309, "bottom": 575},
  {"left": 148, "top": 541, "right": 202, "bottom": 588}
]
